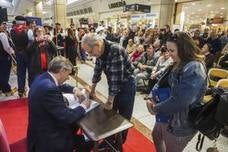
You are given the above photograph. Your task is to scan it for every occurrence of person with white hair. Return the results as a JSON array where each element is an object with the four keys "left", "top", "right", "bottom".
[{"left": 81, "top": 33, "right": 136, "bottom": 144}]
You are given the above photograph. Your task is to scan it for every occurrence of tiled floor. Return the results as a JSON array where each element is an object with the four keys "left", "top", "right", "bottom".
[{"left": 1, "top": 62, "right": 228, "bottom": 152}]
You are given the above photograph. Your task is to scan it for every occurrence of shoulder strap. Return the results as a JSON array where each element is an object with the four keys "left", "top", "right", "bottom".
[{"left": 196, "top": 133, "right": 205, "bottom": 151}]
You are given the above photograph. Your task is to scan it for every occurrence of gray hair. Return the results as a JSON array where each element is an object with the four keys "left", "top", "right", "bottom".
[
  {"left": 48, "top": 56, "right": 73, "bottom": 73},
  {"left": 81, "top": 33, "right": 103, "bottom": 48}
]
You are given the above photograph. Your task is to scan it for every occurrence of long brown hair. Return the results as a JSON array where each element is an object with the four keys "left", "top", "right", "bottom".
[
  {"left": 167, "top": 32, "right": 204, "bottom": 63},
  {"left": 67, "top": 28, "right": 76, "bottom": 41}
]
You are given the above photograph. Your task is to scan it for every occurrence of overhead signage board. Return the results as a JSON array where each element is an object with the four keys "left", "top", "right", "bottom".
[
  {"left": 108, "top": 0, "right": 126, "bottom": 9},
  {"left": 123, "top": 4, "right": 151, "bottom": 13}
]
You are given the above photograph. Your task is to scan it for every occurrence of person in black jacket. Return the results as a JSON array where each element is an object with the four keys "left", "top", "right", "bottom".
[
  {"left": 0, "top": 19, "right": 16, "bottom": 96},
  {"left": 65, "top": 28, "right": 77, "bottom": 66},
  {"left": 10, "top": 15, "right": 29, "bottom": 97}
]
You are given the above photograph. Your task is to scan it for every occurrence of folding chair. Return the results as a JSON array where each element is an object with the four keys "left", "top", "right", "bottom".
[
  {"left": 204, "top": 78, "right": 228, "bottom": 103},
  {"left": 208, "top": 68, "right": 228, "bottom": 87}
]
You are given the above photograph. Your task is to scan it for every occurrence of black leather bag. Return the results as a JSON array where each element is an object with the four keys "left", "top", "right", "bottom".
[
  {"left": 215, "top": 90, "right": 228, "bottom": 126},
  {"left": 188, "top": 88, "right": 224, "bottom": 140}
]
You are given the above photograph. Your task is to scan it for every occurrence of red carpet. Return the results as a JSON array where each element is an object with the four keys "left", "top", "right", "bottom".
[{"left": 0, "top": 98, "right": 156, "bottom": 152}]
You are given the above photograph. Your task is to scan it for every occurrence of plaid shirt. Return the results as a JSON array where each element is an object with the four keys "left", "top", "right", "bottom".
[{"left": 92, "top": 40, "right": 134, "bottom": 96}]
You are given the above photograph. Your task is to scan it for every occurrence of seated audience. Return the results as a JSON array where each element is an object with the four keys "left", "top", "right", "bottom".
[
  {"left": 133, "top": 44, "right": 158, "bottom": 84},
  {"left": 214, "top": 43, "right": 228, "bottom": 70},
  {"left": 131, "top": 44, "right": 145, "bottom": 62},
  {"left": 192, "top": 29, "right": 204, "bottom": 48},
  {"left": 153, "top": 38, "right": 162, "bottom": 59},
  {"left": 126, "top": 39, "right": 136, "bottom": 55},
  {"left": 148, "top": 46, "right": 173, "bottom": 91},
  {"left": 201, "top": 43, "right": 214, "bottom": 70}
]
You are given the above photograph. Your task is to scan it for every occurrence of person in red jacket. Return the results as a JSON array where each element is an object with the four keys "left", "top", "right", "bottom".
[{"left": 130, "top": 44, "right": 144, "bottom": 62}]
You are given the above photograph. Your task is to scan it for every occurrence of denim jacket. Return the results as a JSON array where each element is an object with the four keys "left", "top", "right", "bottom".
[{"left": 154, "top": 61, "right": 207, "bottom": 136}]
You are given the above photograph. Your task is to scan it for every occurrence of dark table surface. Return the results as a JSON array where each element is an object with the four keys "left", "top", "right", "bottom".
[{"left": 78, "top": 105, "right": 133, "bottom": 141}]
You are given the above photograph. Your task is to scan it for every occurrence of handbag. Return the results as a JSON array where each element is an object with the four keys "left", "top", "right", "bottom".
[
  {"left": 147, "top": 65, "right": 173, "bottom": 122},
  {"left": 214, "top": 89, "right": 228, "bottom": 126},
  {"left": 188, "top": 88, "right": 224, "bottom": 140}
]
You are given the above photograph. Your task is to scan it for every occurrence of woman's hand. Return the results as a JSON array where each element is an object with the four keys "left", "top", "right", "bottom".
[{"left": 146, "top": 100, "right": 156, "bottom": 115}]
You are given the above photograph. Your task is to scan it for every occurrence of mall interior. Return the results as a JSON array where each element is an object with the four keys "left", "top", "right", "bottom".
[{"left": 0, "top": 0, "right": 227, "bottom": 152}]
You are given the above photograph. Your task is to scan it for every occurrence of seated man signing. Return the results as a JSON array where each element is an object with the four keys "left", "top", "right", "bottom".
[{"left": 27, "top": 56, "right": 93, "bottom": 152}]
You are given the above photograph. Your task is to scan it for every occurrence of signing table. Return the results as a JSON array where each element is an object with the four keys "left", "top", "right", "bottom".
[{"left": 78, "top": 105, "right": 133, "bottom": 152}]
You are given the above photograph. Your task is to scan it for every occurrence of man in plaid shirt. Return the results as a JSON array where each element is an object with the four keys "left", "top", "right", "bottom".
[{"left": 82, "top": 33, "right": 136, "bottom": 143}]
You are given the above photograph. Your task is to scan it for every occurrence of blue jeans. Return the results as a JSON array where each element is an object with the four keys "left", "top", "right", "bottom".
[
  {"left": 113, "top": 76, "right": 136, "bottom": 143},
  {"left": 16, "top": 51, "right": 28, "bottom": 93},
  {"left": 0, "top": 56, "right": 12, "bottom": 93}
]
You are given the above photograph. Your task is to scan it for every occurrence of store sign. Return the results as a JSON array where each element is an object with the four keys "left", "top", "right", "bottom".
[
  {"left": 212, "top": 17, "right": 224, "bottom": 24},
  {"left": 108, "top": 0, "right": 126, "bottom": 9},
  {"left": 206, "top": 17, "right": 224, "bottom": 25},
  {"left": 123, "top": 4, "right": 151, "bottom": 13}
]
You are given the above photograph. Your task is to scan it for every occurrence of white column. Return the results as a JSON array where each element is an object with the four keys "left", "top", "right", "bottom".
[
  {"left": 53, "top": 0, "right": 67, "bottom": 29},
  {"left": 158, "top": 0, "right": 175, "bottom": 28},
  {"left": 35, "top": 1, "right": 44, "bottom": 19}
]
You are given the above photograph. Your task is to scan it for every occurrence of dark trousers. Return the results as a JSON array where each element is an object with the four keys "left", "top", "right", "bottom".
[
  {"left": 113, "top": 76, "right": 136, "bottom": 143},
  {"left": 66, "top": 46, "right": 77, "bottom": 66},
  {"left": 148, "top": 79, "right": 158, "bottom": 93},
  {"left": 0, "top": 56, "right": 12, "bottom": 93},
  {"left": 16, "top": 51, "right": 28, "bottom": 93},
  {"left": 79, "top": 43, "right": 87, "bottom": 61}
]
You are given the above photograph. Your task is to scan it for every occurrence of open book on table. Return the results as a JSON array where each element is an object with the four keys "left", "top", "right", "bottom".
[{"left": 63, "top": 93, "right": 99, "bottom": 113}]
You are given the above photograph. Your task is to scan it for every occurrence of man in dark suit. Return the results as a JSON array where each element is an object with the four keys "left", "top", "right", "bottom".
[{"left": 27, "top": 56, "right": 92, "bottom": 152}]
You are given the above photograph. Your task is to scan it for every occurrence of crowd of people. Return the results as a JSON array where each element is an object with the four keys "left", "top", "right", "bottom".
[{"left": 0, "top": 14, "right": 227, "bottom": 152}]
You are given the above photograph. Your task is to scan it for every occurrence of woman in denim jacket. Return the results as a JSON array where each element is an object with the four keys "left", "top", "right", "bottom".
[{"left": 147, "top": 32, "right": 207, "bottom": 152}]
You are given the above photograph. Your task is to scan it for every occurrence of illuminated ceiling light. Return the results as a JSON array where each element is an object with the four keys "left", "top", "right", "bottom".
[
  {"left": 207, "top": 4, "right": 212, "bottom": 7},
  {"left": 192, "top": 3, "right": 195, "bottom": 5},
  {"left": 220, "top": 7, "right": 225, "bottom": 10}
]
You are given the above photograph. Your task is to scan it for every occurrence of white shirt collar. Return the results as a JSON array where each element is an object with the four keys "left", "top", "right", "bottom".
[{"left": 48, "top": 72, "right": 58, "bottom": 86}]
